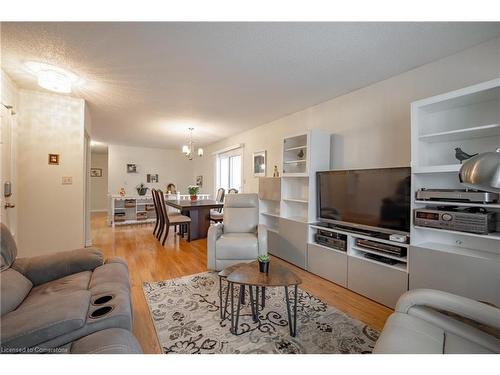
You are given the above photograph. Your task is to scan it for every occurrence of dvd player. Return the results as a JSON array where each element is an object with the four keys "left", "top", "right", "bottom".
[
  {"left": 315, "top": 230, "right": 347, "bottom": 252},
  {"left": 355, "top": 238, "right": 407, "bottom": 258},
  {"left": 416, "top": 189, "right": 498, "bottom": 204}
]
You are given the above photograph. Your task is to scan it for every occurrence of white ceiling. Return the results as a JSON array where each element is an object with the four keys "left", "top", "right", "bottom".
[{"left": 2, "top": 22, "right": 500, "bottom": 149}]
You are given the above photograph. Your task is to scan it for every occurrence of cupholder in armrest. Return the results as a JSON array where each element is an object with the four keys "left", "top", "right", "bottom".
[
  {"left": 89, "top": 305, "right": 114, "bottom": 319},
  {"left": 92, "top": 295, "right": 114, "bottom": 305}
]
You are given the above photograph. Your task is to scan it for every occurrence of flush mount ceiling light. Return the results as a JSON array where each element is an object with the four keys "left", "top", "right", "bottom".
[
  {"left": 182, "top": 128, "right": 204, "bottom": 160},
  {"left": 24, "top": 61, "right": 82, "bottom": 94}
]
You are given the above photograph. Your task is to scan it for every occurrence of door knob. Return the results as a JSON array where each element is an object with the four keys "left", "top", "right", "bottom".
[{"left": 4, "top": 203, "right": 15, "bottom": 209}]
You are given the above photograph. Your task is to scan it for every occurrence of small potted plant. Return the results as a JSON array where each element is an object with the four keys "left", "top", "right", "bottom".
[
  {"left": 136, "top": 183, "right": 148, "bottom": 196},
  {"left": 258, "top": 254, "right": 270, "bottom": 274},
  {"left": 188, "top": 185, "right": 200, "bottom": 201}
]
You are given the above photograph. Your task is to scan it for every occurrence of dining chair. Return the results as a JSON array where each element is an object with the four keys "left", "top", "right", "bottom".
[
  {"left": 152, "top": 189, "right": 164, "bottom": 240},
  {"left": 228, "top": 188, "right": 239, "bottom": 194},
  {"left": 158, "top": 190, "right": 192, "bottom": 244},
  {"left": 210, "top": 188, "right": 225, "bottom": 223},
  {"left": 151, "top": 188, "right": 161, "bottom": 237}
]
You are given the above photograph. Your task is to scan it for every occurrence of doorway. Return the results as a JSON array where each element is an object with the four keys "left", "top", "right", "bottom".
[{"left": 89, "top": 142, "right": 109, "bottom": 236}]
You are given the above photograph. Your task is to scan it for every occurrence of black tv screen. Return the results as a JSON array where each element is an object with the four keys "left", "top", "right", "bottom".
[{"left": 317, "top": 167, "right": 411, "bottom": 233}]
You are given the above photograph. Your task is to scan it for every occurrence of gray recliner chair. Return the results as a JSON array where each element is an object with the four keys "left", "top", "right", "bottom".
[
  {"left": 0, "top": 223, "right": 142, "bottom": 354},
  {"left": 207, "top": 193, "right": 267, "bottom": 271},
  {"left": 373, "top": 289, "right": 500, "bottom": 354}
]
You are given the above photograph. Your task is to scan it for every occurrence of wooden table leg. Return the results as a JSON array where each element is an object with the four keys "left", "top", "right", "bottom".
[{"left": 186, "top": 207, "right": 212, "bottom": 240}]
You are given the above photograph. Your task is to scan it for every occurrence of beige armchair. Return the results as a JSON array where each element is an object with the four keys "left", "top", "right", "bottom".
[
  {"left": 374, "top": 289, "right": 500, "bottom": 354},
  {"left": 207, "top": 193, "right": 267, "bottom": 271}
]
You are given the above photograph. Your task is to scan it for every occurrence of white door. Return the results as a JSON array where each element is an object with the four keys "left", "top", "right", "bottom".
[{"left": 0, "top": 105, "right": 17, "bottom": 235}]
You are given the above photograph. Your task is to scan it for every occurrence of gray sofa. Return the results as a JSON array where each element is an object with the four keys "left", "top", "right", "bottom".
[
  {"left": 374, "top": 289, "right": 500, "bottom": 354},
  {"left": 0, "top": 223, "right": 142, "bottom": 354}
]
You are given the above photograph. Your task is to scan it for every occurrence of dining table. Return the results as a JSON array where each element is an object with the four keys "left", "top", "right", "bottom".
[{"left": 164, "top": 199, "right": 223, "bottom": 240}]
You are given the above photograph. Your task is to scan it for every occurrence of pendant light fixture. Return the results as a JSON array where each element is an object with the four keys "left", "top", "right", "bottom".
[{"left": 182, "top": 128, "right": 204, "bottom": 160}]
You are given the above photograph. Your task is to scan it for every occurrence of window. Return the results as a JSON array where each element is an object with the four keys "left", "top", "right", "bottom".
[{"left": 216, "top": 147, "right": 242, "bottom": 193}]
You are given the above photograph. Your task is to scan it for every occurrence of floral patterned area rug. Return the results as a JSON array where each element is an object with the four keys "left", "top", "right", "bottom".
[{"left": 143, "top": 271, "right": 379, "bottom": 354}]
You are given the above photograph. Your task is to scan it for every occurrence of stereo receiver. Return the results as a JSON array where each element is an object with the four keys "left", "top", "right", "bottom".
[{"left": 414, "top": 208, "right": 496, "bottom": 235}]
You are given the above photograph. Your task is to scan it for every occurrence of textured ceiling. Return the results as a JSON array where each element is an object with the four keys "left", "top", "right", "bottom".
[{"left": 2, "top": 22, "right": 500, "bottom": 149}]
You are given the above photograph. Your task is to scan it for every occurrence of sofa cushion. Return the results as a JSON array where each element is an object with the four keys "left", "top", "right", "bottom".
[
  {"left": 223, "top": 194, "right": 259, "bottom": 233},
  {"left": 216, "top": 233, "right": 258, "bottom": 260},
  {"left": 373, "top": 313, "right": 444, "bottom": 354},
  {"left": 36, "top": 288, "right": 133, "bottom": 349},
  {"left": 223, "top": 209, "right": 258, "bottom": 233},
  {"left": 1, "top": 290, "right": 90, "bottom": 350},
  {"left": 12, "top": 248, "right": 103, "bottom": 286},
  {"left": 70, "top": 328, "right": 142, "bottom": 354},
  {"left": 1, "top": 223, "right": 17, "bottom": 271},
  {"left": 22, "top": 271, "right": 92, "bottom": 307},
  {"left": 0, "top": 268, "right": 33, "bottom": 315},
  {"left": 89, "top": 261, "right": 130, "bottom": 294},
  {"left": 444, "top": 332, "right": 494, "bottom": 354}
]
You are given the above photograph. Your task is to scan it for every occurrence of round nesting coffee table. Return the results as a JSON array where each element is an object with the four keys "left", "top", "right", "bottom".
[{"left": 226, "top": 261, "right": 302, "bottom": 337}]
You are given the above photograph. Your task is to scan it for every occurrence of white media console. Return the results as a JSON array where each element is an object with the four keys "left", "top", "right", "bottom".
[{"left": 307, "top": 225, "right": 408, "bottom": 308}]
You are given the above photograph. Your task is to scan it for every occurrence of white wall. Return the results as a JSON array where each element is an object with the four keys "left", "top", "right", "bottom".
[
  {"left": 108, "top": 144, "right": 195, "bottom": 196},
  {"left": 193, "top": 36, "right": 500, "bottom": 196},
  {"left": 90, "top": 151, "right": 108, "bottom": 211},
  {"left": 1, "top": 70, "right": 19, "bottom": 110},
  {"left": 1, "top": 70, "right": 19, "bottom": 237},
  {"left": 17, "top": 89, "right": 86, "bottom": 256}
]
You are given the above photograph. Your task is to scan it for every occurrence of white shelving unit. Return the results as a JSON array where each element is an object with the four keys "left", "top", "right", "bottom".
[
  {"left": 281, "top": 130, "right": 331, "bottom": 223},
  {"left": 259, "top": 177, "right": 281, "bottom": 234},
  {"left": 109, "top": 195, "right": 156, "bottom": 227},
  {"left": 410, "top": 78, "right": 500, "bottom": 306},
  {"left": 258, "top": 129, "right": 331, "bottom": 269},
  {"left": 418, "top": 123, "right": 500, "bottom": 143}
]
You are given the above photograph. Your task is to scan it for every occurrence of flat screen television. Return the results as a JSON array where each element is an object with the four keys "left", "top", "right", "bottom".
[{"left": 317, "top": 167, "right": 411, "bottom": 234}]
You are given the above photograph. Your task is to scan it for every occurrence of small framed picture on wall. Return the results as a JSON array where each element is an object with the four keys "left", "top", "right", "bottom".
[
  {"left": 127, "top": 164, "right": 137, "bottom": 173},
  {"left": 90, "top": 168, "right": 102, "bottom": 177},
  {"left": 48, "top": 153, "right": 60, "bottom": 165},
  {"left": 253, "top": 150, "right": 266, "bottom": 177},
  {"left": 196, "top": 175, "right": 203, "bottom": 187},
  {"left": 147, "top": 174, "right": 159, "bottom": 183}
]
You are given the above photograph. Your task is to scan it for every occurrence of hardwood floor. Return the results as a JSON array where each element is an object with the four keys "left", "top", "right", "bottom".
[{"left": 91, "top": 212, "right": 392, "bottom": 354}]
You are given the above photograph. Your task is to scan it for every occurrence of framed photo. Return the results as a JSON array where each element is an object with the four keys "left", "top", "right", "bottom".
[
  {"left": 253, "top": 150, "right": 266, "bottom": 177},
  {"left": 147, "top": 174, "right": 159, "bottom": 183},
  {"left": 126, "top": 164, "right": 137, "bottom": 173},
  {"left": 196, "top": 175, "right": 203, "bottom": 187},
  {"left": 90, "top": 168, "right": 102, "bottom": 177},
  {"left": 48, "top": 153, "right": 60, "bottom": 165}
]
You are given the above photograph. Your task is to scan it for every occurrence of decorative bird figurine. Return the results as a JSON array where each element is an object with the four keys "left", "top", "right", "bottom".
[{"left": 455, "top": 147, "right": 478, "bottom": 164}]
